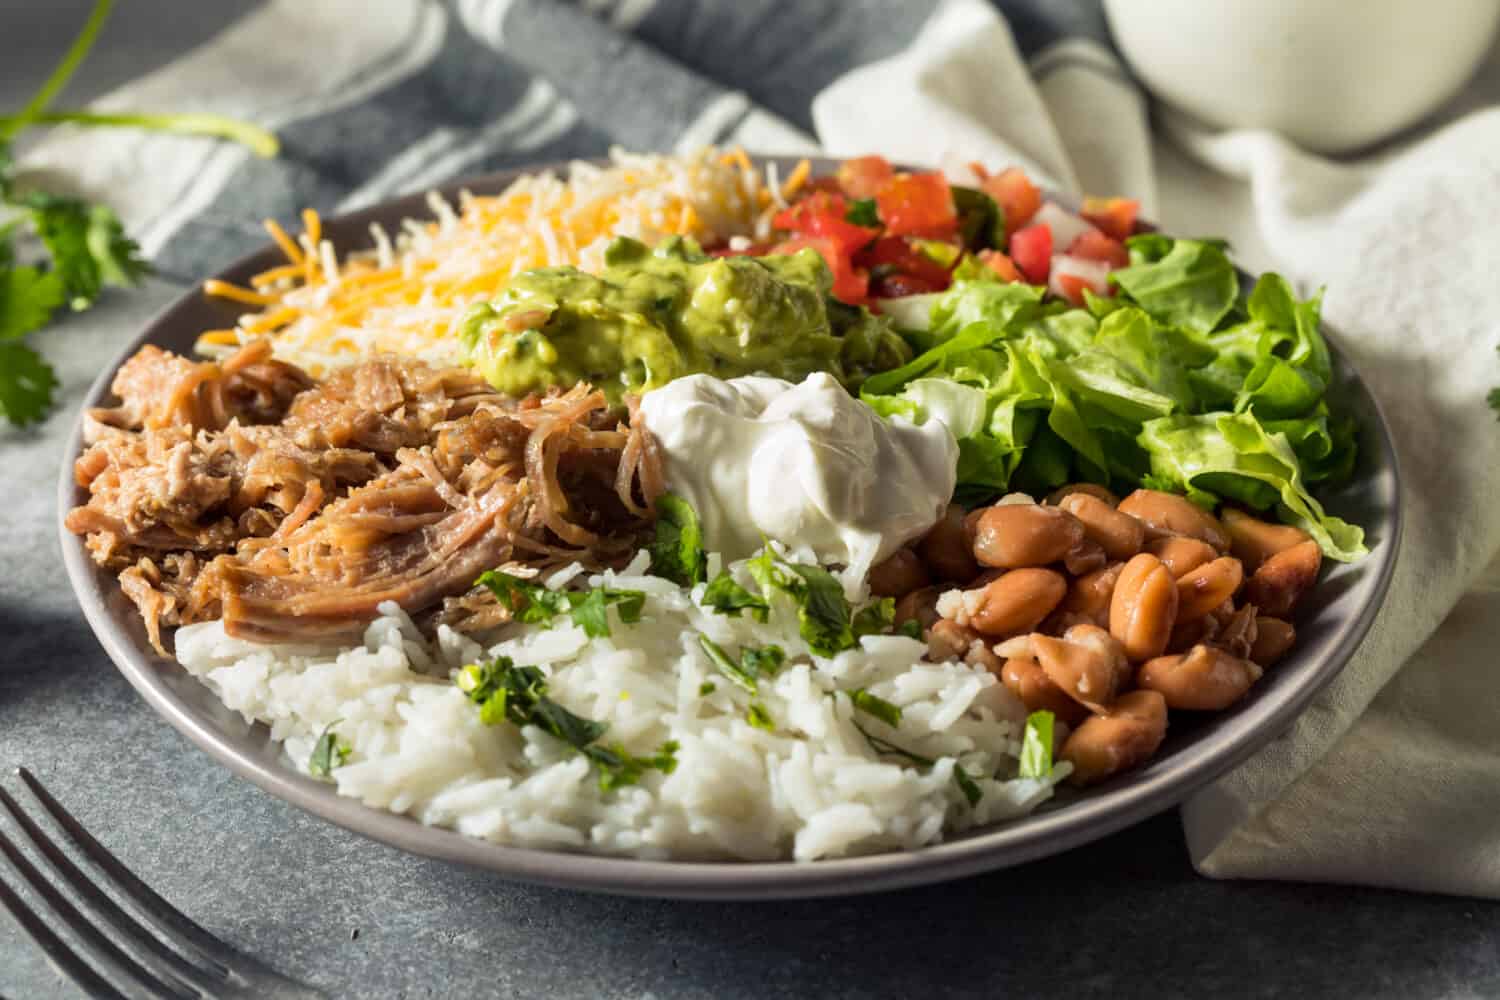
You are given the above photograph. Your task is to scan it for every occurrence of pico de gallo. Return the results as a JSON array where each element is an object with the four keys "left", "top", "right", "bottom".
[{"left": 743, "top": 154, "right": 1143, "bottom": 310}]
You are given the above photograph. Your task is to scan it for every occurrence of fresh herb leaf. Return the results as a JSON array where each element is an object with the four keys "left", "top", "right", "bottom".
[
  {"left": 845, "top": 198, "right": 879, "bottom": 227},
  {"left": 458, "top": 657, "right": 673, "bottom": 791},
  {"left": 648, "top": 493, "right": 706, "bottom": 585},
  {"left": 1489, "top": 386, "right": 1500, "bottom": 421},
  {"left": 897, "top": 620, "right": 923, "bottom": 640},
  {"left": 851, "top": 717, "right": 981, "bottom": 808},
  {"left": 697, "top": 635, "right": 784, "bottom": 695},
  {"left": 781, "top": 562, "right": 855, "bottom": 656},
  {"left": 953, "top": 765, "right": 983, "bottom": 806},
  {"left": 698, "top": 681, "right": 717, "bottom": 696},
  {"left": 0, "top": 340, "right": 59, "bottom": 426},
  {"left": 849, "top": 688, "right": 902, "bottom": 727},
  {"left": 475, "top": 570, "right": 570, "bottom": 624},
  {"left": 1018, "top": 710, "right": 1055, "bottom": 779},
  {"left": 475, "top": 570, "right": 644, "bottom": 637},
  {"left": 23, "top": 194, "right": 149, "bottom": 309},
  {"left": 308, "top": 721, "right": 350, "bottom": 779},
  {"left": 0, "top": 263, "right": 66, "bottom": 341},
  {"left": 851, "top": 597, "right": 896, "bottom": 639},
  {"left": 702, "top": 569, "right": 769, "bottom": 621},
  {"left": 950, "top": 185, "right": 1004, "bottom": 250},
  {"left": 746, "top": 702, "right": 775, "bottom": 731}
]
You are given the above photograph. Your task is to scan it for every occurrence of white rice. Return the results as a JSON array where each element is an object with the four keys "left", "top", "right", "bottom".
[{"left": 175, "top": 550, "right": 1068, "bottom": 861}]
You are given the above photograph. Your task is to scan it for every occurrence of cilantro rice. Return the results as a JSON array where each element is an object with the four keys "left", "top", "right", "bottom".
[{"left": 174, "top": 549, "right": 1068, "bottom": 862}]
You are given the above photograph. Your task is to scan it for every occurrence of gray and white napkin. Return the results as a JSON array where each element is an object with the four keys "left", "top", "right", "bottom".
[{"left": 21, "top": 0, "right": 1500, "bottom": 897}]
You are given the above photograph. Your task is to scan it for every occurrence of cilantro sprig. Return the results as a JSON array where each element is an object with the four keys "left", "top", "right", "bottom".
[
  {"left": 476, "top": 570, "right": 645, "bottom": 638},
  {"left": 0, "top": 0, "right": 278, "bottom": 428},
  {"left": 308, "top": 721, "right": 351, "bottom": 779},
  {"left": 457, "top": 657, "right": 678, "bottom": 792}
]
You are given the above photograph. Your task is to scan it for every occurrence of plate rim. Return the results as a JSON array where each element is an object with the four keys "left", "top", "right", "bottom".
[{"left": 57, "top": 156, "right": 1404, "bottom": 900}]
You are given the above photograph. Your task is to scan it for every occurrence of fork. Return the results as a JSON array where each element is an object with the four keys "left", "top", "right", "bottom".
[{"left": 0, "top": 768, "right": 324, "bottom": 999}]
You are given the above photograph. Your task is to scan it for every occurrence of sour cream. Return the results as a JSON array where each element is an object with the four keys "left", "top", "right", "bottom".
[{"left": 639, "top": 372, "right": 958, "bottom": 578}]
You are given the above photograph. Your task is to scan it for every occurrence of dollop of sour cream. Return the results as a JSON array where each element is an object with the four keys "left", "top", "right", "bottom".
[{"left": 639, "top": 372, "right": 958, "bottom": 578}]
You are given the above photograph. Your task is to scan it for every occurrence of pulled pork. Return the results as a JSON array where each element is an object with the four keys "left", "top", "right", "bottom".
[{"left": 66, "top": 342, "right": 664, "bottom": 653}]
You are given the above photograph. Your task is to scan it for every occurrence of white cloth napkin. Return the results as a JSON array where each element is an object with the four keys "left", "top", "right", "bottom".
[{"left": 817, "top": 0, "right": 1500, "bottom": 897}]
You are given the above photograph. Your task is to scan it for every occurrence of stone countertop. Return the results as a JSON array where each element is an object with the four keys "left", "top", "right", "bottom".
[
  {"left": 3, "top": 279, "right": 1498, "bottom": 1000},
  {"left": 3, "top": 3, "right": 1499, "bottom": 995}
]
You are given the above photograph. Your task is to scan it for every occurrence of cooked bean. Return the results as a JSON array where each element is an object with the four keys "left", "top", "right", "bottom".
[
  {"left": 1061, "top": 690, "right": 1168, "bottom": 786},
  {"left": 1167, "top": 615, "right": 1215, "bottom": 654},
  {"left": 1057, "top": 493, "right": 1145, "bottom": 561},
  {"left": 1147, "top": 536, "right": 1218, "bottom": 578},
  {"left": 1138, "top": 644, "right": 1262, "bottom": 710},
  {"left": 868, "top": 548, "right": 931, "bottom": 598},
  {"left": 1046, "top": 482, "right": 1120, "bottom": 507},
  {"left": 1062, "top": 539, "right": 1108, "bottom": 576},
  {"left": 919, "top": 504, "right": 979, "bottom": 582},
  {"left": 1062, "top": 563, "right": 1123, "bottom": 627},
  {"left": 999, "top": 656, "right": 1088, "bottom": 725},
  {"left": 1213, "top": 603, "right": 1258, "bottom": 660},
  {"left": 971, "top": 503, "right": 1085, "bottom": 569},
  {"left": 1222, "top": 508, "right": 1313, "bottom": 574},
  {"left": 1243, "top": 539, "right": 1322, "bottom": 618},
  {"left": 1109, "top": 553, "right": 1179, "bottom": 662},
  {"left": 1118, "top": 489, "right": 1229, "bottom": 551},
  {"left": 1032, "top": 624, "right": 1131, "bottom": 714},
  {"left": 968, "top": 568, "right": 1068, "bottom": 638},
  {"left": 893, "top": 586, "right": 943, "bottom": 632},
  {"left": 926, "top": 619, "right": 1003, "bottom": 672},
  {"left": 1175, "top": 556, "right": 1245, "bottom": 622},
  {"left": 1250, "top": 616, "right": 1297, "bottom": 666}
]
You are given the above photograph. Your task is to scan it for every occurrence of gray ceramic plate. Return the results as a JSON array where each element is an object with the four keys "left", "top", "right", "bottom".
[{"left": 59, "top": 157, "right": 1401, "bottom": 899}]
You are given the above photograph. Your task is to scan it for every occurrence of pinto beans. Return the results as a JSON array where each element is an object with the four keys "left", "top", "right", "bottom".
[
  {"left": 919, "top": 504, "right": 979, "bottom": 582},
  {"left": 967, "top": 569, "right": 1068, "bottom": 638},
  {"left": 893, "top": 586, "right": 943, "bottom": 632},
  {"left": 1250, "top": 617, "right": 1297, "bottom": 666},
  {"left": 999, "top": 656, "right": 1089, "bottom": 725},
  {"left": 1061, "top": 690, "right": 1168, "bottom": 787},
  {"left": 1242, "top": 539, "right": 1322, "bottom": 618},
  {"left": 927, "top": 619, "right": 1004, "bottom": 672},
  {"left": 1109, "top": 553, "right": 1178, "bottom": 662},
  {"left": 971, "top": 504, "right": 1086, "bottom": 569},
  {"left": 1031, "top": 624, "right": 1131, "bottom": 714},
  {"left": 1138, "top": 644, "right": 1263, "bottom": 710},
  {"left": 1212, "top": 603, "right": 1258, "bottom": 660},
  {"left": 1222, "top": 508, "right": 1313, "bottom": 573},
  {"left": 1046, "top": 482, "right": 1120, "bottom": 508},
  {"left": 1057, "top": 493, "right": 1145, "bottom": 561},
  {"left": 1147, "top": 536, "right": 1218, "bottom": 578},
  {"left": 1059, "top": 562, "right": 1123, "bottom": 628},
  {"left": 1175, "top": 556, "right": 1245, "bottom": 622},
  {"left": 1118, "top": 489, "right": 1229, "bottom": 551},
  {"left": 868, "top": 548, "right": 931, "bottom": 598}
]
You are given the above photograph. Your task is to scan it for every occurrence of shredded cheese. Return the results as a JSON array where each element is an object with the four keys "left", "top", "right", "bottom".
[{"left": 201, "top": 147, "right": 784, "bottom": 374}]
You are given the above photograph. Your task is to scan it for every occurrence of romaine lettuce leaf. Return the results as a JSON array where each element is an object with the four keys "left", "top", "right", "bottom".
[{"left": 1111, "top": 237, "right": 1239, "bottom": 334}]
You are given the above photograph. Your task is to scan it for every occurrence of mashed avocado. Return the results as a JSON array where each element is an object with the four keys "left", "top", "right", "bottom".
[{"left": 459, "top": 236, "right": 910, "bottom": 401}]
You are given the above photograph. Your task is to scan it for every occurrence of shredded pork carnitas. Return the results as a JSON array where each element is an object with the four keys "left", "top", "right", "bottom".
[{"left": 65, "top": 341, "right": 665, "bottom": 653}]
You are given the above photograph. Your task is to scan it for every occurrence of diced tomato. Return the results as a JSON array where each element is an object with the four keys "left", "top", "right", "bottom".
[
  {"left": 836, "top": 156, "right": 894, "bottom": 199},
  {"left": 872, "top": 272, "right": 942, "bottom": 298},
  {"left": 1067, "top": 230, "right": 1129, "bottom": 270},
  {"left": 1080, "top": 196, "right": 1140, "bottom": 241},
  {"left": 1054, "top": 273, "right": 1090, "bottom": 307},
  {"left": 772, "top": 191, "right": 878, "bottom": 255},
  {"left": 772, "top": 235, "right": 869, "bottom": 304},
  {"left": 977, "top": 249, "right": 1021, "bottom": 282},
  {"left": 1008, "top": 224, "right": 1052, "bottom": 284},
  {"left": 1049, "top": 255, "right": 1113, "bottom": 305},
  {"left": 875, "top": 172, "right": 959, "bottom": 238},
  {"left": 857, "top": 236, "right": 953, "bottom": 288},
  {"left": 981, "top": 167, "right": 1042, "bottom": 237}
]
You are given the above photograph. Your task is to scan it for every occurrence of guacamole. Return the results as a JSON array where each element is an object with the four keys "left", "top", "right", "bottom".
[{"left": 458, "top": 236, "right": 910, "bottom": 401}]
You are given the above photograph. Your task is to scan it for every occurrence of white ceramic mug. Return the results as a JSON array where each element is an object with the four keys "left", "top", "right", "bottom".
[{"left": 1102, "top": 0, "right": 1500, "bottom": 153}]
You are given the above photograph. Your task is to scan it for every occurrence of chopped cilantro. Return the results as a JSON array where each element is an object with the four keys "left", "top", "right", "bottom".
[
  {"left": 1018, "top": 710, "right": 1055, "bottom": 780},
  {"left": 701, "top": 569, "right": 769, "bottom": 621},
  {"left": 745, "top": 544, "right": 856, "bottom": 656},
  {"left": 475, "top": 569, "right": 645, "bottom": 638},
  {"left": 952, "top": 766, "right": 983, "bottom": 806},
  {"left": 849, "top": 688, "right": 902, "bottom": 728},
  {"left": 845, "top": 198, "right": 880, "bottom": 227},
  {"left": 308, "top": 721, "right": 350, "bottom": 779},
  {"left": 851, "top": 717, "right": 984, "bottom": 809},
  {"left": 698, "top": 681, "right": 717, "bottom": 696},
  {"left": 852, "top": 597, "right": 897, "bottom": 639},
  {"left": 696, "top": 634, "right": 784, "bottom": 695},
  {"left": 1489, "top": 387, "right": 1500, "bottom": 420},
  {"left": 896, "top": 619, "right": 923, "bottom": 640},
  {"left": 648, "top": 493, "right": 706, "bottom": 585},
  {"left": 458, "top": 657, "right": 675, "bottom": 791},
  {"left": 746, "top": 702, "right": 775, "bottom": 731}
]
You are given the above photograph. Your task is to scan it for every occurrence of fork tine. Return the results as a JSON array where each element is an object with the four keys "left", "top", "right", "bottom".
[
  {"left": 13, "top": 768, "right": 241, "bottom": 977},
  {"left": 0, "top": 792, "right": 200, "bottom": 1000},
  {"left": 0, "top": 867, "right": 129, "bottom": 1000}
]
